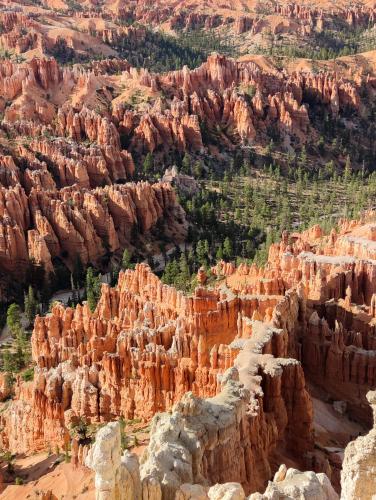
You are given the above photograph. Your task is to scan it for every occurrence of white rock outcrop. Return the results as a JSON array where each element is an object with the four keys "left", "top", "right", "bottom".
[
  {"left": 208, "top": 482, "right": 246, "bottom": 500},
  {"left": 86, "top": 421, "right": 339, "bottom": 500},
  {"left": 85, "top": 421, "right": 144, "bottom": 500},
  {"left": 249, "top": 464, "right": 338, "bottom": 500},
  {"left": 140, "top": 369, "right": 251, "bottom": 500},
  {"left": 341, "top": 390, "right": 376, "bottom": 500}
]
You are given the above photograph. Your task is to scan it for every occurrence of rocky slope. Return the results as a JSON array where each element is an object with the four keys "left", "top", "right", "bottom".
[
  {"left": 0, "top": 181, "right": 186, "bottom": 277},
  {"left": 0, "top": 0, "right": 375, "bottom": 67},
  {"left": 0, "top": 50, "right": 374, "bottom": 294},
  {"left": 0, "top": 262, "right": 313, "bottom": 496},
  {"left": 83, "top": 419, "right": 338, "bottom": 500}
]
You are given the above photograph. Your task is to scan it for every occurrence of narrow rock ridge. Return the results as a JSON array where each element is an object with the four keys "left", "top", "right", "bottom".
[
  {"left": 0, "top": 261, "right": 313, "bottom": 495},
  {"left": 85, "top": 417, "right": 337, "bottom": 500},
  {"left": 214, "top": 213, "right": 376, "bottom": 426}
]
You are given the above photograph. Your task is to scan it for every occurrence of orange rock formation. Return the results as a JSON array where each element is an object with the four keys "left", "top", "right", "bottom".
[{"left": 1, "top": 213, "right": 376, "bottom": 494}]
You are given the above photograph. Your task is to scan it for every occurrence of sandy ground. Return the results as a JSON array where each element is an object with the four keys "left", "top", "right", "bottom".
[
  {"left": 0, "top": 453, "right": 94, "bottom": 499},
  {"left": 313, "top": 396, "right": 364, "bottom": 447},
  {"left": 0, "top": 419, "right": 151, "bottom": 499},
  {"left": 0, "top": 453, "right": 95, "bottom": 500}
]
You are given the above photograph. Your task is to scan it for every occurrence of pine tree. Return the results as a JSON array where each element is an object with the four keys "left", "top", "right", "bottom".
[
  {"left": 86, "top": 268, "right": 101, "bottom": 313},
  {"left": 72, "top": 254, "right": 84, "bottom": 289},
  {"left": 6, "top": 304, "right": 21, "bottom": 335},
  {"left": 162, "top": 260, "right": 180, "bottom": 285},
  {"left": 344, "top": 155, "right": 352, "bottom": 182},
  {"left": 245, "top": 240, "right": 254, "bottom": 258},
  {"left": 223, "top": 237, "right": 233, "bottom": 261},
  {"left": 193, "top": 160, "right": 203, "bottom": 178},
  {"left": 70, "top": 275, "right": 79, "bottom": 305},
  {"left": 181, "top": 153, "right": 191, "bottom": 174},
  {"left": 299, "top": 146, "right": 307, "bottom": 168},
  {"left": 196, "top": 240, "right": 209, "bottom": 266},
  {"left": 216, "top": 244, "right": 224, "bottom": 261},
  {"left": 24, "top": 286, "right": 38, "bottom": 327},
  {"left": 110, "top": 262, "right": 120, "bottom": 287},
  {"left": 121, "top": 249, "right": 133, "bottom": 270},
  {"left": 143, "top": 152, "right": 153, "bottom": 174},
  {"left": 177, "top": 254, "right": 191, "bottom": 290},
  {"left": 187, "top": 248, "right": 195, "bottom": 270}
]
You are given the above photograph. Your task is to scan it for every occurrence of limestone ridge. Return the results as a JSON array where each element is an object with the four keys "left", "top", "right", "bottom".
[
  {"left": 85, "top": 415, "right": 338, "bottom": 500},
  {"left": 0, "top": 262, "right": 313, "bottom": 496}
]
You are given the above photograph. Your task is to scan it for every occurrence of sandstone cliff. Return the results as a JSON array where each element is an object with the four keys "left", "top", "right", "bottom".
[
  {"left": 0, "top": 181, "right": 186, "bottom": 286},
  {"left": 0, "top": 48, "right": 369, "bottom": 291},
  {"left": 214, "top": 215, "right": 376, "bottom": 426},
  {"left": 0, "top": 262, "right": 313, "bottom": 495},
  {"left": 2, "top": 214, "right": 376, "bottom": 495}
]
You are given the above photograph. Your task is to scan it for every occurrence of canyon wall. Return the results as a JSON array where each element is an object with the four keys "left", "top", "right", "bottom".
[
  {"left": 215, "top": 215, "right": 376, "bottom": 426},
  {"left": 0, "top": 181, "right": 186, "bottom": 279},
  {"left": 0, "top": 262, "right": 314, "bottom": 495},
  {"left": 2, "top": 215, "right": 376, "bottom": 496}
]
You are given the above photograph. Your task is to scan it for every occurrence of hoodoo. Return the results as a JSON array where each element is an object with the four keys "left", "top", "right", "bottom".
[{"left": 0, "top": 0, "right": 376, "bottom": 497}]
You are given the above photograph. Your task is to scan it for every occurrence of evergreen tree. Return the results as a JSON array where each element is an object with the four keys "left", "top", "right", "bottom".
[
  {"left": 72, "top": 254, "right": 84, "bottom": 289},
  {"left": 299, "top": 146, "right": 307, "bottom": 168},
  {"left": 245, "top": 240, "right": 254, "bottom": 258},
  {"left": 70, "top": 274, "right": 79, "bottom": 305},
  {"left": 86, "top": 268, "right": 101, "bottom": 313},
  {"left": 223, "top": 237, "right": 233, "bottom": 261},
  {"left": 178, "top": 254, "right": 191, "bottom": 289},
  {"left": 344, "top": 155, "right": 352, "bottom": 182},
  {"left": 143, "top": 152, "right": 153, "bottom": 174},
  {"left": 187, "top": 248, "right": 195, "bottom": 270},
  {"left": 196, "top": 240, "right": 209, "bottom": 266},
  {"left": 181, "top": 153, "right": 191, "bottom": 174},
  {"left": 24, "top": 286, "right": 38, "bottom": 327},
  {"left": 121, "top": 249, "right": 133, "bottom": 270},
  {"left": 193, "top": 160, "right": 203, "bottom": 178},
  {"left": 162, "top": 260, "right": 180, "bottom": 285},
  {"left": 110, "top": 262, "right": 120, "bottom": 287},
  {"left": 216, "top": 244, "right": 224, "bottom": 261},
  {"left": 6, "top": 304, "right": 21, "bottom": 335}
]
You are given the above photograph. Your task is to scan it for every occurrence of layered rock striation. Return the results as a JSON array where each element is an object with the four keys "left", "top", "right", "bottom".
[
  {"left": 0, "top": 49, "right": 370, "bottom": 292},
  {"left": 0, "top": 261, "right": 313, "bottom": 495},
  {"left": 2, "top": 214, "right": 376, "bottom": 496},
  {"left": 214, "top": 215, "right": 376, "bottom": 426},
  {"left": 0, "top": 181, "right": 186, "bottom": 281}
]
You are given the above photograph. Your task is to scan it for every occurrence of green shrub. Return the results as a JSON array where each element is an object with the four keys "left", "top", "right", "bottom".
[{"left": 21, "top": 367, "right": 34, "bottom": 382}]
